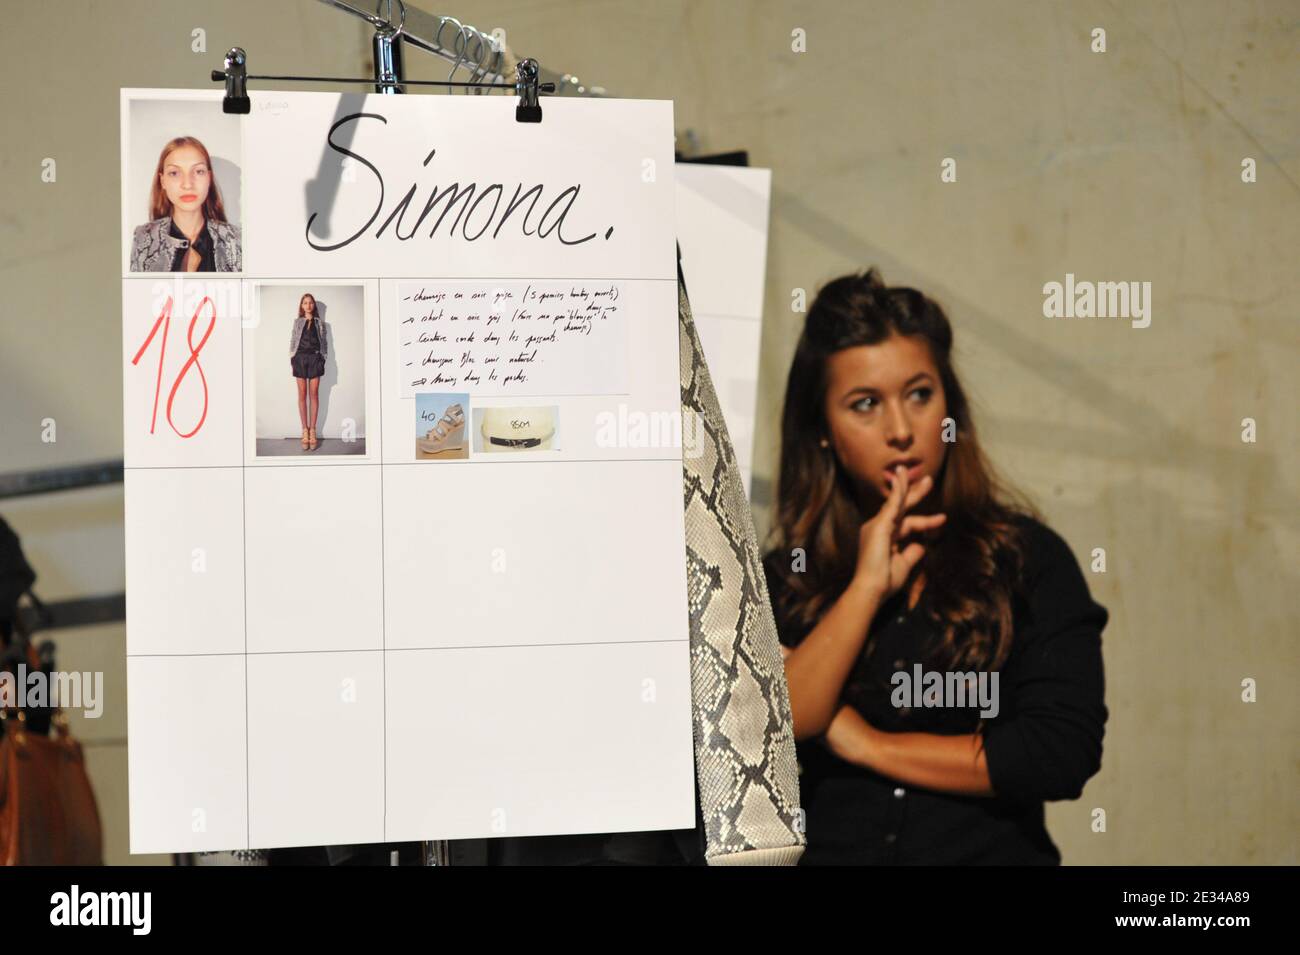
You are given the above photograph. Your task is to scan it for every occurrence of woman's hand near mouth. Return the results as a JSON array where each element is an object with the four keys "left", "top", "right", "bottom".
[{"left": 855, "top": 463, "right": 946, "bottom": 600}]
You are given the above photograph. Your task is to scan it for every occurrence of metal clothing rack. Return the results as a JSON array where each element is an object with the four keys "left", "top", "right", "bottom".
[{"left": 211, "top": 0, "right": 612, "bottom": 120}]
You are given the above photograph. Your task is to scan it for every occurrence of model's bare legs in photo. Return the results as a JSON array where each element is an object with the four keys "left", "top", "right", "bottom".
[
  {"left": 308, "top": 376, "right": 320, "bottom": 450},
  {"left": 297, "top": 376, "right": 309, "bottom": 449}
]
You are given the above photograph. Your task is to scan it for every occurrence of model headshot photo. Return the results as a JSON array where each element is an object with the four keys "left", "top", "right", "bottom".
[
  {"left": 129, "top": 135, "right": 242, "bottom": 273},
  {"left": 762, "top": 267, "right": 1109, "bottom": 866},
  {"left": 251, "top": 283, "right": 368, "bottom": 458}
]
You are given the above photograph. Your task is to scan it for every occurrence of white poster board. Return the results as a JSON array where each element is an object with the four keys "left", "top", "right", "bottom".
[
  {"left": 120, "top": 88, "right": 694, "bottom": 853},
  {"left": 675, "top": 164, "right": 772, "bottom": 498}
]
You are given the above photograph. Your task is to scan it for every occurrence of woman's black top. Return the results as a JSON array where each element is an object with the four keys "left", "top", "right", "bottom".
[
  {"left": 168, "top": 217, "right": 216, "bottom": 272},
  {"left": 298, "top": 318, "right": 321, "bottom": 353},
  {"left": 761, "top": 513, "right": 1108, "bottom": 865}
]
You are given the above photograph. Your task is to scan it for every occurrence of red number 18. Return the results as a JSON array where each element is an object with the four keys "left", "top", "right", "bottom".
[{"left": 130, "top": 294, "right": 217, "bottom": 438}]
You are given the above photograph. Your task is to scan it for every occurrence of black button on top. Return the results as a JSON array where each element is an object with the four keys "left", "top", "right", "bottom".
[{"left": 884, "top": 833, "right": 897, "bottom": 844}]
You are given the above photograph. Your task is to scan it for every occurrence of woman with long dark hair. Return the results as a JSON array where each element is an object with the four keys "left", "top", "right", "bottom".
[{"left": 762, "top": 267, "right": 1108, "bottom": 864}]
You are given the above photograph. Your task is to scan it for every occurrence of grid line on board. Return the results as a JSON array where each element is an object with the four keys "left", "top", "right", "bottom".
[
  {"left": 126, "top": 276, "right": 681, "bottom": 282},
  {"left": 124, "top": 638, "right": 688, "bottom": 659},
  {"left": 240, "top": 285, "right": 251, "bottom": 851},
  {"left": 377, "top": 281, "right": 387, "bottom": 842},
  {"left": 125, "top": 457, "right": 681, "bottom": 470}
]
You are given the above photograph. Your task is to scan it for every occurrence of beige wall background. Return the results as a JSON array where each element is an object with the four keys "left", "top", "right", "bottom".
[{"left": 1, "top": 0, "right": 1294, "bottom": 865}]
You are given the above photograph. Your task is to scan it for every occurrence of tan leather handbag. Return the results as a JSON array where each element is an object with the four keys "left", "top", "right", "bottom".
[{"left": 0, "top": 708, "right": 103, "bottom": 865}]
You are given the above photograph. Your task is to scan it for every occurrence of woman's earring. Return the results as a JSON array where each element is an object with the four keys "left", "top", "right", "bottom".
[{"left": 819, "top": 438, "right": 829, "bottom": 449}]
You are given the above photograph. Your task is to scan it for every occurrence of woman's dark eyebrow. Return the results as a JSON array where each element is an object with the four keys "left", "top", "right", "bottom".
[{"left": 841, "top": 372, "right": 934, "bottom": 400}]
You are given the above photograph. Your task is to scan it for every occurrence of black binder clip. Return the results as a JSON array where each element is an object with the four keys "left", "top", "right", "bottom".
[
  {"left": 212, "top": 47, "right": 250, "bottom": 115},
  {"left": 515, "top": 58, "right": 544, "bottom": 124}
]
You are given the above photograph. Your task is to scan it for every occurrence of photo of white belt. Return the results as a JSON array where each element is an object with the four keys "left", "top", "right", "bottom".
[{"left": 478, "top": 407, "right": 558, "bottom": 452}]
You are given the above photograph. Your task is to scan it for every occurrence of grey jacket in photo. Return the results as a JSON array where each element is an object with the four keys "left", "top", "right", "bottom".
[
  {"left": 289, "top": 316, "right": 329, "bottom": 357},
  {"left": 129, "top": 216, "right": 242, "bottom": 272}
]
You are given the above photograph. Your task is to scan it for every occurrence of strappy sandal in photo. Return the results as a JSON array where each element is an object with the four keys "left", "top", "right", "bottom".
[
  {"left": 308, "top": 427, "right": 319, "bottom": 451},
  {"left": 301, "top": 427, "right": 310, "bottom": 450},
  {"left": 417, "top": 403, "right": 466, "bottom": 455}
]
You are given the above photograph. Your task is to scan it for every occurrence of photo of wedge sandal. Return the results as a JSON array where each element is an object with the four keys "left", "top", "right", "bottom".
[{"left": 416, "top": 402, "right": 466, "bottom": 456}]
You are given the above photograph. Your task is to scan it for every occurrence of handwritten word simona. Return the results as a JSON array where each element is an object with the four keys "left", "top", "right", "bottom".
[{"left": 305, "top": 112, "right": 614, "bottom": 252}]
